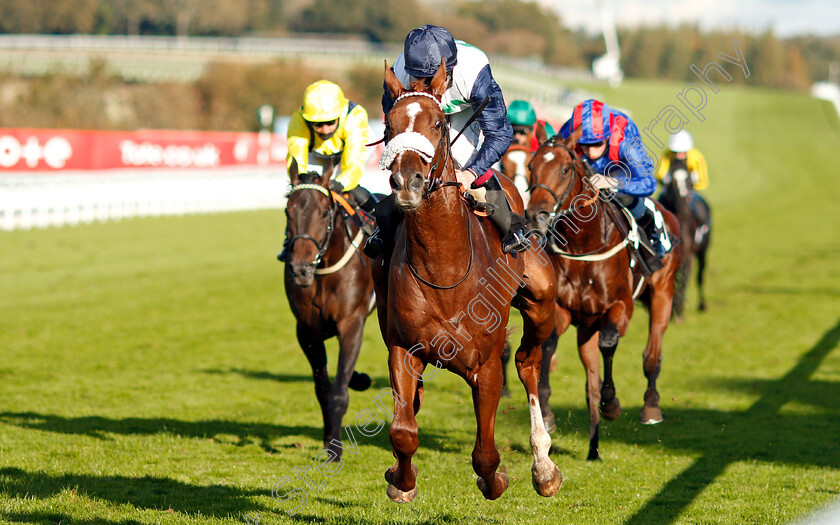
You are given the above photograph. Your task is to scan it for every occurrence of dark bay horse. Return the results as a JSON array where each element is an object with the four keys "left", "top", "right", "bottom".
[
  {"left": 283, "top": 159, "right": 375, "bottom": 460},
  {"left": 526, "top": 132, "right": 681, "bottom": 461},
  {"left": 658, "top": 156, "right": 711, "bottom": 318},
  {"left": 372, "top": 61, "right": 561, "bottom": 502}
]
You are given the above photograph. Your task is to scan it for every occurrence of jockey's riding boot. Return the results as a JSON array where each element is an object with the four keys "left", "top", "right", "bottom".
[
  {"left": 481, "top": 175, "right": 531, "bottom": 254},
  {"left": 363, "top": 194, "right": 401, "bottom": 259},
  {"left": 348, "top": 185, "right": 378, "bottom": 213},
  {"left": 276, "top": 228, "right": 291, "bottom": 262},
  {"left": 637, "top": 198, "right": 672, "bottom": 258}
]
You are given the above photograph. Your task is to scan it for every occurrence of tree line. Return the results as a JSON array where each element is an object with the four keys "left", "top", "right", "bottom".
[{"left": 1, "top": 0, "right": 837, "bottom": 90}]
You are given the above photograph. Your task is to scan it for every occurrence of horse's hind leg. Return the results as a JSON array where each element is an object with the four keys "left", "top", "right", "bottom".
[
  {"left": 471, "top": 354, "right": 510, "bottom": 500},
  {"left": 641, "top": 282, "right": 674, "bottom": 425},
  {"left": 327, "top": 311, "right": 367, "bottom": 460},
  {"left": 538, "top": 306, "right": 572, "bottom": 433},
  {"left": 385, "top": 345, "right": 421, "bottom": 503},
  {"left": 578, "top": 326, "right": 603, "bottom": 461},
  {"left": 297, "top": 323, "right": 332, "bottom": 449},
  {"left": 696, "top": 243, "right": 708, "bottom": 312}
]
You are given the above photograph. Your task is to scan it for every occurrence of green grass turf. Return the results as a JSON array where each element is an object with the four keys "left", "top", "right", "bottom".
[{"left": 1, "top": 81, "right": 839, "bottom": 524}]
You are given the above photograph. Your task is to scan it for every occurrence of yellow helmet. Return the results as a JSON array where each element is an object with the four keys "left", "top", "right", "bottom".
[{"left": 301, "top": 80, "right": 347, "bottom": 122}]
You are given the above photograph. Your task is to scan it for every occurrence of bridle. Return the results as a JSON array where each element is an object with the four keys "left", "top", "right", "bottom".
[
  {"left": 286, "top": 183, "right": 335, "bottom": 268},
  {"left": 529, "top": 140, "right": 599, "bottom": 226}
]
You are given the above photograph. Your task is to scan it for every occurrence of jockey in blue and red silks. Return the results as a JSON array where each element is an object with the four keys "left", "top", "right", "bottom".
[
  {"left": 364, "top": 24, "right": 531, "bottom": 258},
  {"left": 560, "top": 99, "right": 672, "bottom": 257}
]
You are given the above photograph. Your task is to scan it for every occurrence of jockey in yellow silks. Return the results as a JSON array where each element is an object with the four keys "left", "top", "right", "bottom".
[
  {"left": 278, "top": 80, "right": 378, "bottom": 262},
  {"left": 656, "top": 130, "right": 709, "bottom": 191}
]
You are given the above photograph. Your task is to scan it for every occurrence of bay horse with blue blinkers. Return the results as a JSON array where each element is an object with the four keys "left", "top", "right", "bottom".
[
  {"left": 283, "top": 158, "right": 375, "bottom": 460},
  {"left": 372, "top": 60, "right": 562, "bottom": 502},
  {"left": 526, "top": 132, "right": 681, "bottom": 461}
]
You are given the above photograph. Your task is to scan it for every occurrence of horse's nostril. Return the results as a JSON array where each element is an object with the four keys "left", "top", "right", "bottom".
[
  {"left": 390, "top": 176, "right": 400, "bottom": 191},
  {"left": 409, "top": 172, "right": 425, "bottom": 192}
]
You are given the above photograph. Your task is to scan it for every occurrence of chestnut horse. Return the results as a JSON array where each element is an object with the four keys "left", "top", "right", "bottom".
[
  {"left": 658, "top": 155, "right": 711, "bottom": 319},
  {"left": 372, "top": 61, "right": 561, "bottom": 502},
  {"left": 283, "top": 159, "right": 375, "bottom": 460},
  {"left": 526, "top": 133, "right": 681, "bottom": 461}
]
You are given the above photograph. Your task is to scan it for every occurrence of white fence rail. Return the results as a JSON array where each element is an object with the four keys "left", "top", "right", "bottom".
[
  {"left": 0, "top": 167, "right": 391, "bottom": 232},
  {"left": 0, "top": 169, "right": 290, "bottom": 231}
]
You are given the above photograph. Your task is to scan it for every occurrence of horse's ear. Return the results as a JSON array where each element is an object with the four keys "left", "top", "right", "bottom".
[
  {"left": 384, "top": 61, "right": 404, "bottom": 102},
  {"left": 565, "top": 126, "right": 583, "bottom": 148},
  {"left": 429, "top": 59, "right": 448, "bottom": 98},
  {"left": 318, "top": 160, "right": 336, "bottom": 188},
  {"left": 535, "top": 121, "right": 548, "bottom": 146},
  {"left": 289, "top": 158, "right": 300, "bottom": 183}
]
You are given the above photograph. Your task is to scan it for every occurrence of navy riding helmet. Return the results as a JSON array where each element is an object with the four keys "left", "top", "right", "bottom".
[{"left": 403, "top": 25, "right": 458, "bottom": 78}]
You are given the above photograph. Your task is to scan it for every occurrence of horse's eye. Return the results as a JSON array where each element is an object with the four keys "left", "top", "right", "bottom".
[
  {"left": 434, "top": 120, "right": 442, "bottom": 130},
  {"left": 561, "top": 166, "right": 570, "bottom": 174},
  {"left": 322, "top": 210, "right": 330, "bottom": 218}
]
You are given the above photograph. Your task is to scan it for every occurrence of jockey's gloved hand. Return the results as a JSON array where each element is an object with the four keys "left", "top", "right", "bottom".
[{"left": 329, "top": 180, "right": 345, "bottom": 193}]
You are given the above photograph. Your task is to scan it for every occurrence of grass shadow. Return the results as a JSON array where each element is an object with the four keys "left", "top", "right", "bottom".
[
  {"left": 201, "top": 368, "right": 392, "bottom": 390},
  {"left": 0, "top": 511, "right": 144, "bottom": 525},
  {"left": 0, "top": 467, "right": 270, "bottom": 518},
  {"left": 545, "top": 318, "right": 840, "bottom": 525}
]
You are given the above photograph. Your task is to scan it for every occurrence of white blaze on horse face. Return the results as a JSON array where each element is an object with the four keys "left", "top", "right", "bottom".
[
  {"left": 543, "top": 152, "right": 555, "bottom": 162},
  {"left": 405, "top": 102, "right": 423, "bottom": 132},
  {"left": 674, "top": 169, "right": 689, "bottom": 197}
]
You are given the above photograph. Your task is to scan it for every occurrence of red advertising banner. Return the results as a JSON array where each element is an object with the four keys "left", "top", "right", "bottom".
[{"left": 0, "top": 128, "right": 288, "bottom": 172}]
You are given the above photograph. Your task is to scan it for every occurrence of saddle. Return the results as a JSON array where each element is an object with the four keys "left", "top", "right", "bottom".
[{"left": 607, "top": 200, "right": 679, "bottom": 277}]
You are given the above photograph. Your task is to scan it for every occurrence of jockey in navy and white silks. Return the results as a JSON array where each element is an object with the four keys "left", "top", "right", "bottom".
[
  {"left": 366, "top": 25, "right": 530, "bottom": 258},
  {"left": 559, "top": 99, "right": 672, "bottom": 257},
  {"left": 382, "top": 31, "right": 512, "bottom": 184}
]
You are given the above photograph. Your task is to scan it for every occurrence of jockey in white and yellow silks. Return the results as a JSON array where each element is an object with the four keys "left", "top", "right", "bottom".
[
  {"left": 286, "top": 80, "right": 373, "bottom": 197},
  {"left": 278, "top": 80, "right": 377, "bottom": 262},
  {"left": 656, "top": 130, "right": 709, "bottom": 191}
]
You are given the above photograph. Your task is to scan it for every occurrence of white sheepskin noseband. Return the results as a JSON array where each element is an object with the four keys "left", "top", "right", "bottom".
[{"left": 379, "top": 131, "right": 436, "bottom": 170}]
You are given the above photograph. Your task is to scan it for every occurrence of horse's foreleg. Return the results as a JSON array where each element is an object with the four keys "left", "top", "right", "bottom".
[
  {"left": 327, "top": 312, "right": 367, "bottom": 460},
  {"left": 641, "top": 283, "right": 673, "bottom": 425},
  {"left": 297, "top": 323, "right": 332, "bottom": 448},
  {"left": 471, "top": 355, "right": 509, "bottom": 500},
  {"left": 578, "top": 327, "right": 602, "bottom": 461},
  {"left": 515, "top": 334, "right": 562, "bottom": 497},
  {"left": 599, "top": 303, "right": 628, "bottom": 421},
  {"left": 385, "top": 345, "right": 421, "bottom": 503}
]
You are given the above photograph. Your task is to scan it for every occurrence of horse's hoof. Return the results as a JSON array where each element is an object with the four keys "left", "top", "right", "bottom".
[
  {"left": 477, "top": 465, "right": 509, "bottom": 500},
  {"left": 386, "top": 483, "right": 418, "bottom": 503},
  {"left": 500, "top": 388, "right": 511, "bottom": 398},
  {"left": 600, "top": 397, "right": 621, "bottom": 421},
  {"left": 349, "top": 371, "right": 372, "bottom": 391},
  {"left": 640, "top": 406, "right": 663, "bottom": 425},
  {"left": 532, "top": 465, "right": 563, "bottom": 497},
  {"left": 699, "top": 302, "right": 706, "bottom": 312},
  {"left": 384, "top": 464, "right": 417, "bottom": 483},
  {"left": 586, "top": 450, "right": 601, "bottom": 461}
]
